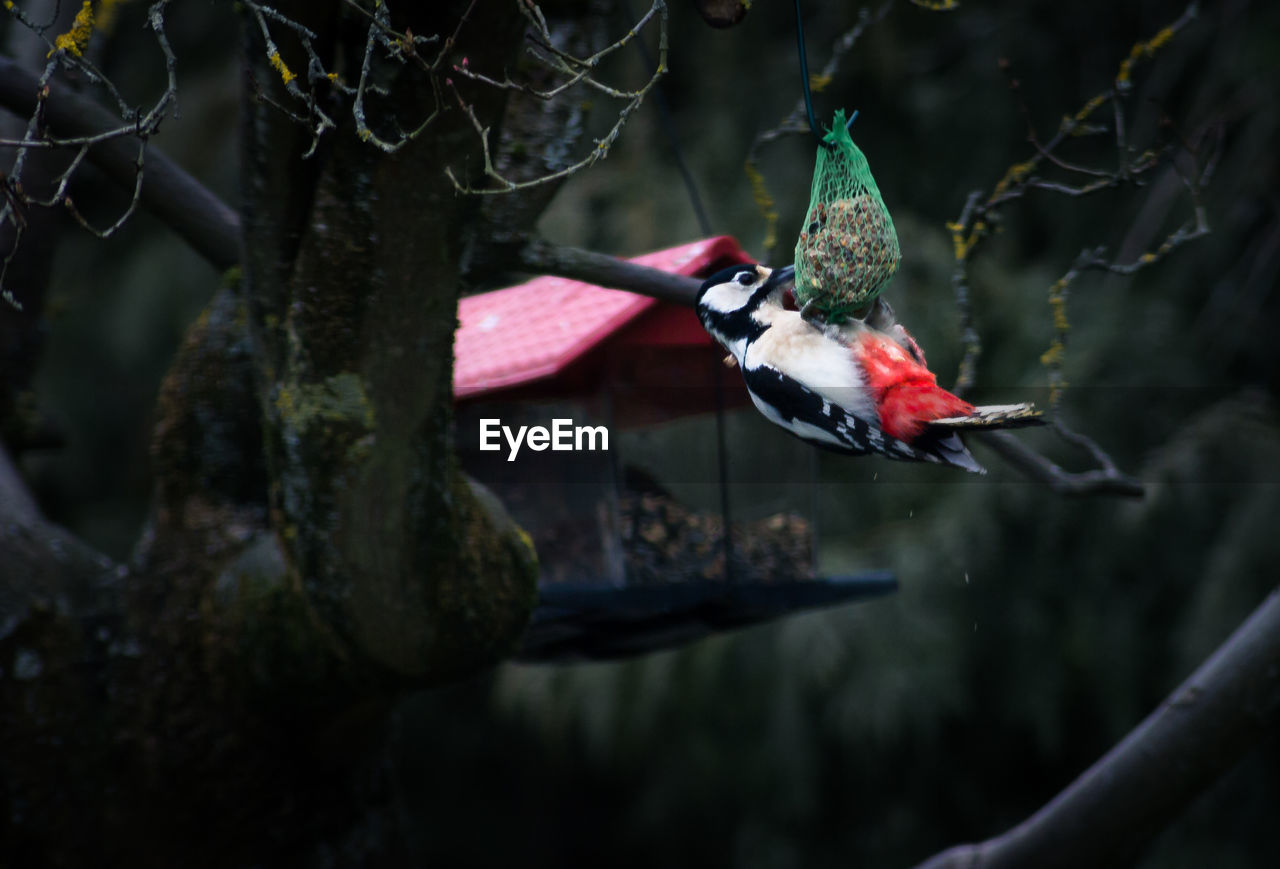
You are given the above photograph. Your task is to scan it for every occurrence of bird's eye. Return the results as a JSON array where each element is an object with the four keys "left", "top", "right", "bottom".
[{"left": 736, "top": 271, "right": 755, "bottom": 286}]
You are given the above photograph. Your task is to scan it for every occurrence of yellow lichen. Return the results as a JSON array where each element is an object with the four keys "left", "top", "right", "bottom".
[
  {"left": 1042, "top": 274, "right": 1073, "bottom": 406},
  {"left": 989, "top": 159, "right": 1034, "bottom": 202},
  {"left": 275, "top": 373, "right": 376, "bottom": 435},
  {"left": 49, "top": 2, "right": 94, "bottom": 58},
  {"left": 808, "top": 73, "right": 832, "bottom": 93},
  {"left": 1046, "top": 276, "right": 1071, "bottom": 331},
  {"left": 1117, "top": 25, "right": 1175, "bottom": 86},
  {"left": 743, "top": 159, "right": 779, "bottom": 253},
  {"left": 1040, "top": 341, "right": 1064, "bottom": 369},
  {"left": 268, "top": 50, "right": 295, "bottom": 86},
  {"left": 946, "top": 221, "right": 966, "bottom": 261},
  {"left": 1068, "top": 92, "right": 1108, "bottom": 128},
  {"left": 946, "top": 219, "right": 986, "bottom": 262}
]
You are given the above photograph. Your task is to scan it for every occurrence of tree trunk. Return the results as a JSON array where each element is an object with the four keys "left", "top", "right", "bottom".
[
  {"left": 238, "top": 2, "right": 539, "bottom": 681},
  {"left": 0, "top": 3, "right": 589, "bottom": 863}
]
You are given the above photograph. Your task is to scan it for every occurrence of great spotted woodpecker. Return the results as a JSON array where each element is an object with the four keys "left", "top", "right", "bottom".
[{"left": 695, "top": 263, "right": 1041, "bottom": 473}]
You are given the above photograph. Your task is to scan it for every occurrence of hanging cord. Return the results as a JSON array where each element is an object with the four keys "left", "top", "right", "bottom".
[
  {"left": 621, "top": 0, "right": 714, "bottom": 236},
  {"left": 794, "top": 0, "right": 858, "bottom": 145},
  {"left": 794, "top": 0, "right": 823, "bottom": 142}
]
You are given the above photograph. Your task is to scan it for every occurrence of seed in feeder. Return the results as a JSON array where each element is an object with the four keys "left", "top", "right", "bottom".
[{"left": 796, "top": 191, "right": 900, "bottom": 310}]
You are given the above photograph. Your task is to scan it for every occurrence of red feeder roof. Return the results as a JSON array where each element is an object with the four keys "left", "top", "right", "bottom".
[{"left": 454, "top": 236, "right": 751, "bottom": 399}]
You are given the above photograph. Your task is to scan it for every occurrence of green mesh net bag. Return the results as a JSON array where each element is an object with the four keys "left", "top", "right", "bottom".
[{"left": 794, "top": 109, "right": 900, "bottom": 322}]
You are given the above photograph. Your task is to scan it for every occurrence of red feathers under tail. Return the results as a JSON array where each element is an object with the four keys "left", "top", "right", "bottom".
[
  {"left": 878, "top": 384, "right": 975, "bottom": 443},
  {"left": 855, "top": 336, "right": 974, "bottom": 442},
  {"left": 855, "top": 333, "right": 1042, "bottom": 443}
]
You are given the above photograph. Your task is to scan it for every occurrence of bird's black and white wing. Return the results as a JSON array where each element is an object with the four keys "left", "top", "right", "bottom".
[{"left": 740, "top": 363, "right": 985, "bottom": 473}]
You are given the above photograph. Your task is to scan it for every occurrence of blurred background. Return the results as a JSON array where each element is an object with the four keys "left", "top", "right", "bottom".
[{"left": 10, "top": 0, "right": 1280, "bottom": 865}]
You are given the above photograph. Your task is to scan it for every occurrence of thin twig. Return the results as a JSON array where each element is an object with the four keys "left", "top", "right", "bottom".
[
  {"left": 446, "top": 0, "right": 669, "bottom": 194},
  {"left": 941, "top": 2, "right": 1205, "bottom": 485},
  {"left": 0, "top": 55, "right": 240, "bottom": 274},
  {"left": 1, "top": 1, "right": 189, "bottom": 300},
  {"left": 973, "top": 430, "right": 1143, "bottom": 498}
]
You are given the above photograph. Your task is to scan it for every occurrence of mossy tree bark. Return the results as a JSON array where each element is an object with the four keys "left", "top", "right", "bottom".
[
  {"left": 238, "top": 1, "right": 539, "bottom": 681},
  {"left": 1, "top": 2, "right": 609, "bottom": 863}
]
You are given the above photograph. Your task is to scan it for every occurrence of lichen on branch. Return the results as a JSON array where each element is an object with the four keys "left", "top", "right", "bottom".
[{"left": 49, "top": 2, "right": 95, "bottom": 57}]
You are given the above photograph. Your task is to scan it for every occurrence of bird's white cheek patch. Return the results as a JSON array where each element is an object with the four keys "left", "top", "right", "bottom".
[{"left": 700, "top": 284, "right": 751, "bottom": 314}]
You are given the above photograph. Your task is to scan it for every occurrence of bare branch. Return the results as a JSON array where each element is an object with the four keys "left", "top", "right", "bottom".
[
  {"left": 514, "top": 236, "right": 701, "bottom": 305},
  {"left": 929, "top": 2, "right": 1208, "bottom": 492},
  {"left": 241, "top": 0, "right": 338, "bottom": 156},
  {"left": 1039, "top": 164, "right": 1211, "bottom": 406},
  {"left": 237, "top": 0, "right": 668, "bottom": 183},
  {"left": 946, "top": 1, "right": 1204, "bottom": 397},
  {"left": 446, "top": 0, "right": 670, "bottom": 194},
  {"left": 2, "top": 1, "right": 671, "bottom": 288},
  {"left": 0, "top": 56, "right": 240, "bottom": 272},
  {"left": 972, "top": 430, "right": 1143, "bottom": 498},
  {"left": 240, "top": 0, "right": 458, "bottom": 156},
  {"left": 0, "top": 0, "right": 206, "bottom": 298},
  {"left": 914, "top": 584, "right": 1280, "bottom": 869},
  {"left": 948, "top": 189, "right": 985, "bottom": 395}
]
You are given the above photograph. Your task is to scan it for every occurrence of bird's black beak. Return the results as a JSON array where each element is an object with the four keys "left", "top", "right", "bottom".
[{"left": 762, "top": 264, "right": 795, "bottom": 290}]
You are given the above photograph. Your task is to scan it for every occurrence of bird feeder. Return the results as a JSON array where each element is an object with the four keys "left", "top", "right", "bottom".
[{"left": 453, "top": 236, "right": 895, "bottom": 660}]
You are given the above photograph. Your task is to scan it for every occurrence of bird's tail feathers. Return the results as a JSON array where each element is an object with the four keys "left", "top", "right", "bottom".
[
  {"left": 901, "top": 429, "right": 987, "bottom": 474},
  {"left": 927, "top": 432, "right": 986, "bottom": 474},
  {"left": 929, "top": 402, "right": 1043, "bottom": 431}
]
